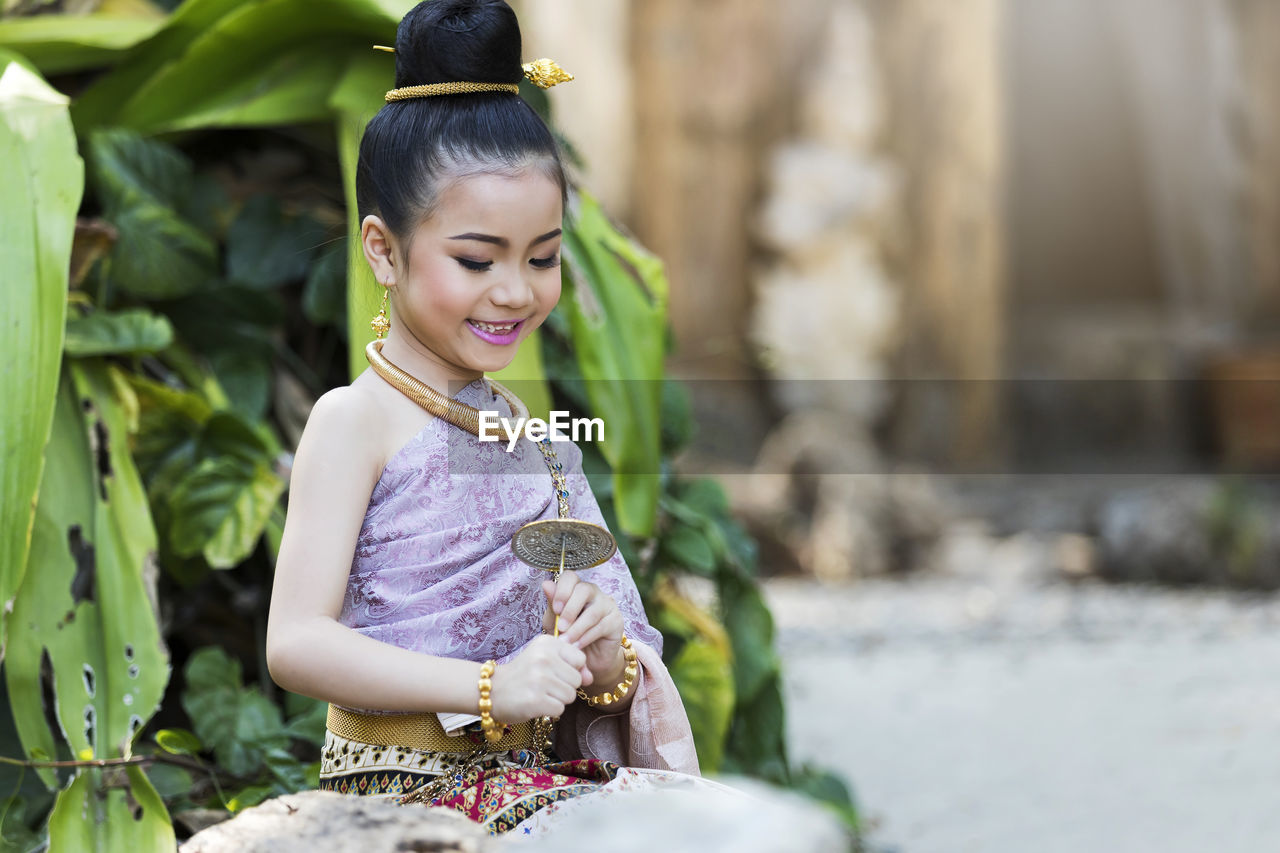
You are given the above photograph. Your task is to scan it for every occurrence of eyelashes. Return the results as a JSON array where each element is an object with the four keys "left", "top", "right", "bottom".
[{"left": 454, "top": 255, "right": 561, "bottom": 272}]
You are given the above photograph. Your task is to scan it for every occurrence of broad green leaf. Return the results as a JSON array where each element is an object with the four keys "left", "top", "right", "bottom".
[
  {"left": 5, "top": 365, "right": 169, "bottom": 791},
  {"left": 182, "top": 647, "right": 289, "bottom": 778},
  {"left": 660, "top": 524, "right": 717, "bottom": 576},
  {"left": 560, "top": 191, "right": 668, "bottom": 536},
  {"left": 282, "top": 694, "right": 327, "bottom": 744},
  {"left": 723, "top": 672, "right": 790, "bottom": 784},
  {"left": 331, "top": 50, "right": 392, "bottom": 380},
  {"left": 72, "top": 0, "right": 407, "bottom": 135},
  {"left": 226, "top": 784, "right": 274, "bottom": 813},
  {"left": 47, "top": 766, "right": 174, "bottom": 853},
  {"left": 668, "top": 637, "right": 734, "bottom": 774},
  {"left": 153, "top": 727, "right": 201, "bottom": 756},
  {"left": 719, "top": 573, "right": 779, "bottom": 705},
  {"left": 302, "top": 237, "right": 348, "bottom": 328},
  {"left": 0, "top": 55, "right": 81, "bottom": 659},
  {"left": 207, "top": 346, "right": 273, "bottom": 420},
  {"left": 168, "top": 456, "right": 284, "bottom": 569},
  {"left": 65, "top": 308, "right": 173, "bottom": 357},
  {"left": 88, "top": 129, "right": 217, "bottom": 299},
  {"left": 226, "top": 195, "right": 325, "bottom": 289},
  {"left": 0, "top": 4, "right": 166, "bottom": 75}
]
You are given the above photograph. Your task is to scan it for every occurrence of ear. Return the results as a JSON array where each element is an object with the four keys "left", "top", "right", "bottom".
[{"left": 360, "top": 214, "right": 398, "bottom": 286}]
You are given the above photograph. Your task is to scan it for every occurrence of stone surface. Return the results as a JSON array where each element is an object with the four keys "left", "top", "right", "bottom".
[
  {"left": 180, "top": 790, "right": 493, "bottom": 853},
  {"left": 519, "top": 776, "right": 850, "bottom": 853}
]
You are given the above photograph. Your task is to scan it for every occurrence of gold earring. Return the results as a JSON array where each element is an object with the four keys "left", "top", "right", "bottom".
[{"left": 371, "top": 284, "right": 391, "bottom": 339}]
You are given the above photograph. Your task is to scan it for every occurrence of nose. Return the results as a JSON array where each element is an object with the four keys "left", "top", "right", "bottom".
[{"left": 488, "top": 269, "right": 536, "bottom": 313}]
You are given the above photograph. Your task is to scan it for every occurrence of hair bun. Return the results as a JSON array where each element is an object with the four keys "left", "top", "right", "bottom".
[{"left": 394, "top": 0, "right": 524, "bottom": 89}]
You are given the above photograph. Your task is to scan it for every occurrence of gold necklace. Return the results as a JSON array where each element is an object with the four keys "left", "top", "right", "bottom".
[
  {"left": 365, "top": 339, "right": 529, "bottom": 434},
  {"left": 364, "top": 339, "right": 616, "bottom": 578}
]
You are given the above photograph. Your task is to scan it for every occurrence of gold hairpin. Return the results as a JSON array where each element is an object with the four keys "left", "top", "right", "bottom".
[{"left": 382, "top": 57, "right": 575, "bottom": 102}]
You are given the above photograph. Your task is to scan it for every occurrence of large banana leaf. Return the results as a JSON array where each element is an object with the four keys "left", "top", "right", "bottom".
[
  {"left": 0, "top": 0, "right": 166, "bottom": 75},
  {"left": 70, "top": 0, "right": 409, "bottom": 135},
  {"left": 5, "top": 363, "right": 169, "bottom": 794},
  {"left": 47, "top": 766, "right": 174, "bottom": 852},
  {"left": 330, "top": 50, "right": 390, "bottom": 382},
  {"left": 559, "top": 191, "right": 668, "bottom": 536},
  {"left": 0, "top": 53, "right": 81, "bottom": 657}
]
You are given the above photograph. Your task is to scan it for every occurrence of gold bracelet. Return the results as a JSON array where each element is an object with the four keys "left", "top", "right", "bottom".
[
  {"left": 478, "top": 660, "right": 504, "bottom": 744},
  {"left": 576, "top": 634, "right": 639, "bottom": 707}
]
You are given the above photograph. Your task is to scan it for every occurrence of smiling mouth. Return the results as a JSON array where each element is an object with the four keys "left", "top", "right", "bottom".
[{"left": 468, "top": 319, "right": 522, "bottom": 334}]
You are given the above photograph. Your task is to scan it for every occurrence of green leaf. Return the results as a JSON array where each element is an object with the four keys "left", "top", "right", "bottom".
[
  {"left": 65, "top": 309, "right": 174, "bottom": 357},
  {"left": 333, "top": 50, "right": 393, "bottom": 380},
  {"left": 0, "top": 54, "right": 81, "bottom": 662},
  {"left": 181, "top": 648, "right": 288, "bottom": 778},
  {"left": 722, "top": 583, "right": 779, "bottom": 705},
  {"left": 168, "top": 456, "right": 284, "bottom": 569},
  {"left": 71, "top": 0, "right": 404, "bottom": 135},
  {"left": 790, "top": 764, "right": 861, "bottom": 829},
  {"left": 661, "top": 524, "right": 717, "bottom": 576},
  {"left": 207, "top": 346, "right": 273, "bottom": 420},
  {"left": 659, "top": 378, "right": 695, "bottom": 454},
  {"left": 145, "top": 764, "right": 194, "bottom": 802},
  {"left": 283, "top": 695, "right": 327, "bottom": 745},
  {"left": 302, "top": 237, "right": 348, "bottom": 328},
  {"left": 5, "top": 365, "right": 170, "bottom": 791},
  {"left": 668, "top": 637, "right": 734, "bottom": 774},
  {"left": 723, "top": 673, "right": 790, "bottom": 784},
  {"left": 47, "top": 766, "right": 174, "bottom": 853},
  {"left": 154, "top": 728, "right": 202, "bottom": 756},
  {"left": 0, "top": 9, "right": 166, "bottom": 76},
  {"left": 559, "top": 191, "right": 669, "bottom": 536},
  {"left": 88, "top": 128, "right": 217, "bottom": 299},
  {"left": 225, "top": 784, "right": 274, "bottom": 814},
  {"left": 226, "top": 195, "right": 325, "bottom": 289}
]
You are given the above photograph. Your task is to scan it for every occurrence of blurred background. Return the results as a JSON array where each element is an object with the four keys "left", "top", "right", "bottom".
[
  {"left": 519, "top": 1, "right": 1280, "bottom": 850},
  {"left": 2, "top": 0, "right": 1279, "bottom": 850}
]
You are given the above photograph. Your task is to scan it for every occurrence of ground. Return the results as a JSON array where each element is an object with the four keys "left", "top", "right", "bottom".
[{"left": 767, "top": 547, "right": 1280, "bottom": 853}]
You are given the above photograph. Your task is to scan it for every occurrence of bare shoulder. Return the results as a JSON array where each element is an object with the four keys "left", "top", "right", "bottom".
[{"left": 291, "top": 381, "right": 388, "bottom": 491}]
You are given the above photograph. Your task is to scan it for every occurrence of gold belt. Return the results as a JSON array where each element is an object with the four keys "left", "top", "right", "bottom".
[{"left": 325, "top": 704, "right": 534, "bottom": 753}]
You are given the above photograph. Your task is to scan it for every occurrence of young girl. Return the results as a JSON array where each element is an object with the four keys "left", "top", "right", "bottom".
[{"left": 265, "top": 0, "right": 700, "bottom": 836}]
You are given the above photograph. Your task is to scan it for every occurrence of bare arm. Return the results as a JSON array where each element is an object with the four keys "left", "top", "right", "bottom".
[{"left": 265, "top": 387, "right": 484, "bottom": 714}]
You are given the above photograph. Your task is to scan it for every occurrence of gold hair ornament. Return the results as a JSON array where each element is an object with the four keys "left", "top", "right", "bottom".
[{"left": 373, "top": 46, "right": 574, "bottom": 101}]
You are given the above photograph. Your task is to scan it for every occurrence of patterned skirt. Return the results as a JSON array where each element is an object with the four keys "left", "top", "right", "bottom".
[{"left": 317, "top": 727, "right": 620, "bottom": 834}]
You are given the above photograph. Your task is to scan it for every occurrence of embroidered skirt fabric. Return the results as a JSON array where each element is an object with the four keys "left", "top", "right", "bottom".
[{"left": 318, "top": 728, "right": 620, "bottom": 834}]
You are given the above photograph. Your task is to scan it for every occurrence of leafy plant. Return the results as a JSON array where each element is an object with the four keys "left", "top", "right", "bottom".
[{"left": 0, "top": 1, "right": 860, "bottom": 846}]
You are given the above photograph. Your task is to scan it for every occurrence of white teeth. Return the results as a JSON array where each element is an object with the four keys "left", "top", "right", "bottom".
[{"left": 471, "top": 320, "right": 516, "bottom": 334}]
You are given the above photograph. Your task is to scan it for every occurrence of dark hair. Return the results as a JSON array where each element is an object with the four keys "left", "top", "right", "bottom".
[{"left": 356, "top": 0, "right": 568, "bottom": 256}]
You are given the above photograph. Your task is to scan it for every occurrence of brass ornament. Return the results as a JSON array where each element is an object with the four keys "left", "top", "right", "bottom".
[
  {"left": 521, "top": 58, "right": 574, "bottom": 89},
  {"left": 511, "top": 519, "right": 617, "bottom": 574},
  {"left": 370, "top": 287, "right": 391, "bottom": 339}
]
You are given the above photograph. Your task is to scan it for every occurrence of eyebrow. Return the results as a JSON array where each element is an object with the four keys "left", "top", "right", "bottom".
[{"left": 448, "top": 228, "right": 562, "bottom": 249}]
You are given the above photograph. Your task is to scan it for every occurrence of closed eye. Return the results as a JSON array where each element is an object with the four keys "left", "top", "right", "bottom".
[
  {"left": 531, "top": 254, "right": 561, "bottom": 270},
  {"left": 455, "top": 257, "right": 493, "bottom": 272}
]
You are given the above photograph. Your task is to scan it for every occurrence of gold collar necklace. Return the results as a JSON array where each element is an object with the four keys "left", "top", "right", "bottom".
[{"left": 363, "top": 339, "right": 617, "bottom": 580}]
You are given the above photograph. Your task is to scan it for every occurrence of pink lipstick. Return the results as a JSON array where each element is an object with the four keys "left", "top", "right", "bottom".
[{"left": 467, "top": 318, "right": 524, "bottom": 345}]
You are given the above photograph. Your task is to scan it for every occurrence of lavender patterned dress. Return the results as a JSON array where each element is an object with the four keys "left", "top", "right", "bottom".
[{"left": 336, "top": 378, "right": 661, "bottom": 694}]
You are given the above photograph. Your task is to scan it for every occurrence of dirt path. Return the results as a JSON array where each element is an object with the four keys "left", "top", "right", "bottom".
[{"left": 765, "top": 565, "right": 1280, "bottom": 852}]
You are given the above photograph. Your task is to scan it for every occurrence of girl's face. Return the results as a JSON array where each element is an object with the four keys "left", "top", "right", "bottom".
[{"left": 386, "top": 167, "right": 563, "bottom": 380}]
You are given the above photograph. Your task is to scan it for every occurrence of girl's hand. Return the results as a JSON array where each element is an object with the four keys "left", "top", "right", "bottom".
[
  {"left": 542, "top": 572, "right": 625, "bottom": 687},
  {"left": 489, "top": 634, "right": 588, "bottom": 723}
]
